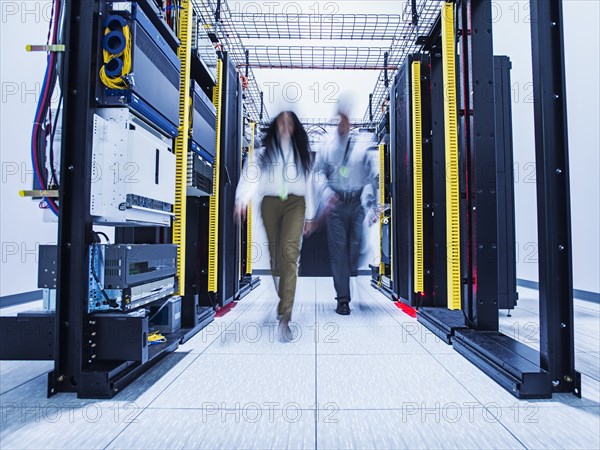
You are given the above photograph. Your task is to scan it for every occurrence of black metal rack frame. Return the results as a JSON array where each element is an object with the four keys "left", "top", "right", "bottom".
[
  {"left": 240, "top": 45, "right": 396, "bottom": 71},
  {"left": 414, "top": 0, "right": 580, "bottom": 399},
  {"left": 228, "top": 13, "right": 409, "bottom": 41}
]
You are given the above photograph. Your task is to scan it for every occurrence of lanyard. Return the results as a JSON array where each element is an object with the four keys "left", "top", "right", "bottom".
[
  {"left": 339, "top": 137, "right": 353, "bottom": 179},
  {"left": 278, "top": 142, "right": 291, "bottom": 200},
  {"left": 341, "top": 136, "right": 353, "bottom": 167}
]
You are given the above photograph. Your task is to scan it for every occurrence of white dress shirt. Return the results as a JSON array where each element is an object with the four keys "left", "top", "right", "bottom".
[{"left": 315, "top": 131, "right": 378, "bottom": 200}]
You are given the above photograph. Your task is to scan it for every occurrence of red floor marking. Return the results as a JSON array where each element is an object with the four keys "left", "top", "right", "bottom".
[
  {"left": 395, "top": 302, "right": 417, "bottom": 318},
  {"left": 215, "top": 301, "right": 237, "bottom": 318}
]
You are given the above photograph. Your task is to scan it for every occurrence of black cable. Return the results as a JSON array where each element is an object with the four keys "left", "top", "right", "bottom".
[
  {"left": 148, "top": 297, "right": 172, "bottom": 323},
  {"left": 94, "top": 231, "right": 110, "bottom": 244},
  {"left": 461, "top": 307, "right": 476, "bottom": 328},
  {"left": 36, "top": 114, "right": 50, "bottom": 189},
  {"left": 207, "top": 291, "right": 217, "bottom": 310},
  {"left": 48, "top": 94, "right": 62, "bottom": 188}
]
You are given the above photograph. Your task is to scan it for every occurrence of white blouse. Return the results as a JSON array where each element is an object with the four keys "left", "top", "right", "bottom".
[{"left": 235, "top": 137, "right": 319, "bottom": 220}]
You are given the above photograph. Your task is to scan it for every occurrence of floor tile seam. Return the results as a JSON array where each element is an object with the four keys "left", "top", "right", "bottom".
[
  {"left": 139, "top": 405, "right": 525, "bottom": 412},
  {"left": 101, "top": 398, "right": 148, "bottom": 450},
  {"left": 355, "top": 284, "right": 449, "bottom": 357},
  {"left": 422, "top": 349, "right": 564, "bottom": 450},
  {"left": 144, "top": 295, "right": 268, "bottom": 408},
  {"left": 201, "top": 281, "right": 282, "bottom": 349},
  {"left": 577, "top": 372, "right": 600, "bottom": 383},
  {"left": 217, "top": 287, "right": 273, "bottom": 322},
  {"left": 314, "top": 277, "right": 319, "bottom": 450},
  {"left": 198, "top": 352, "right": 317, "bottom": 356},
  {"left": 0, "top": 372, "right": 49, "bottom": 398},
  {"left": 143, "top": 280, "right": 316, "bottom": 414},
  {"left": 477, "top": 399, "right": 538, "bottom": 449},
  {"left": 354, "top": 283, "right": 415, "bottom": 329},
  {"left": 353, "top": 284, "right": 472, "bottom": 376}
]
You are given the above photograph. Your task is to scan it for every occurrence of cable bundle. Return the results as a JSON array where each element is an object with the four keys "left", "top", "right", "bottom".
[
  {"left": 31, "top": 0, "right": 63, "bottom": 216},
  {"left": 99, "top": 15, "right": 132, "bottom": 89},
  {"left": 148, "top": 331, "right": 167, "bottom": 345}
]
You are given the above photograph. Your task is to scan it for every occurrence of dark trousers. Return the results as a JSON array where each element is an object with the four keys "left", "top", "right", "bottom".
[
  {"left": 326, "top": 198, "right": 365, "bottom": 301},
  {"left": 261, "top": 195, "right": 306, "bottom": 321}
]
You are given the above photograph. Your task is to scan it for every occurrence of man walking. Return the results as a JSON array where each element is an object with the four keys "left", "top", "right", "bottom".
[{"left": 311, "top": 104, "right": 377, "bottom": 315}]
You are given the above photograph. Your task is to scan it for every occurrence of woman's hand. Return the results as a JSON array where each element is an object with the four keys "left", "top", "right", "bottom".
[
  {"left": 234, "top": 203, "right": 246, "bottom": 223},
  {"left": 304, "top": 220, "right": 317, "bottom": 236}
]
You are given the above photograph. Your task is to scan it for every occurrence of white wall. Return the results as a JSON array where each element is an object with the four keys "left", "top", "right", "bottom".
[
  {"left": 1, "top": 1, "right": 58, "bottom": 296},
  {"left": 563, "top": 1, "right": 600, "bottom": 294},
  {"left": 493, "top": 0, "right": 600, "bottom": 293}
]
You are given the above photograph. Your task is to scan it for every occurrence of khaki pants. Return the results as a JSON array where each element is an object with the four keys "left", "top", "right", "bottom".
[{"left": 261, "top": 195, "right": 306, "bottom": 321}]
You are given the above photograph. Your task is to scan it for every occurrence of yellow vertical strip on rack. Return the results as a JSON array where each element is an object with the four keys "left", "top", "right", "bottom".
[
  {"left": 441, "top": 2, "right": 461, "bottom": 310},
  {"left": 378, "top": 143, "right": 386, "bottom": 278},
  {"left": 173, "top": 0, "right": 193, "bottom": 295},
  {"left": 208, "top": 59, "right": 223, "bottom": 293},
  {"left": 412, "top": 61, "right": 424, "bottom": 294},
  {"left": 245, "top": 122, "right": 256, "bottom": 275}
]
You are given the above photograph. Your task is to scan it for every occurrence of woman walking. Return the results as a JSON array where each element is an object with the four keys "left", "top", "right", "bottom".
[{"left": 234, "top": 111, "right": 315, "bottom": 341}]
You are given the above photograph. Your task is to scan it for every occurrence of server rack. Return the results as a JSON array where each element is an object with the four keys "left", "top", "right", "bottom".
[
  {"left": 0, "top": 0, "right": 218, "bottom": 398},
  {"left": 411, "top": 0, "right": 579, "bottom": 399},
  {"left": 216, "top": 53, "right": 242, "bottom": 307},
  {"left": 390, "top": 55, "right": 437, "bottom": 307},
  {"left": 494, "top": 56, "right": 519, "bottom": 312},
  {"left": 238, "top": 121, "right": 261, "bottom": 297},
  {"left": 370, "top": 128, "right": 392, "bottom": 290},
  {"left": 183, "top": 42, "right": 218, "bottom": 314},
  {"left": 389, "top": 60, "right": 415, "bottom": 304}
]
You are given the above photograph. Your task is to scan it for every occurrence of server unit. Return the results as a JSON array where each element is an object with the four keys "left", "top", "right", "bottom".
[
  {"left": 187, "top": 82, "right": 216, "bottom": 197},
  {"left": 385, "top": 55, "right": 436, "bottom": 307},
  {"left": 96, "top": 1, "right": 180, "bottom": 135},
  {"left": 88, "top": 243, "right": 177, "bottom": 312},
  {"left": 191, "top": 81, "right": 217, "bottom": 161},
  {"left": 187, "top": 148, "right": 214, "bottom": 196},
  {"left": 91, "top": 108, "right": 176, "bottom": 226}
]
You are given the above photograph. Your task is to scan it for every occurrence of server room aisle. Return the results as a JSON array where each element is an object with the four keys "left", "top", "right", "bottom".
[{"left": 1, "top": 277, "right": 599, "bottom": 449}]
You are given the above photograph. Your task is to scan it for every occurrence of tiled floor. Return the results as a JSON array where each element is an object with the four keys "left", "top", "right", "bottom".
[{"left": 1, "top": 277, "right": 598, "bottom": 449}]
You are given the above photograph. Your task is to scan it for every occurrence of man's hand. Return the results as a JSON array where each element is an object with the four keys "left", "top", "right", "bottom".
[
  {"left": 233, "top": 203, "right": 246, "bottom": 223},
  {"left": 366, "top": 208, "right": 378, "bottom": 226}
]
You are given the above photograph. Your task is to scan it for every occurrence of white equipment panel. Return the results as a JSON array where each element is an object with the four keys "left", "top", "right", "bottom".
[{"left": 91, "top": 108, "right": 176, "bottom": 226}]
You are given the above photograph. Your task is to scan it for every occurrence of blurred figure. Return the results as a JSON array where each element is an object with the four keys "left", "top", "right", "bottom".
[
  {"left": 309, "top": 102, "right": 377, "bottom": 315},
  {"left": 234, "top": 111, "right": 315, "bottom": 341}
]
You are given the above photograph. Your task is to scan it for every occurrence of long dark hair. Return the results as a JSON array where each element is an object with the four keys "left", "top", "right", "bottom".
[{"left": 259, "top": 111, "right": 312, "bottom": 175}]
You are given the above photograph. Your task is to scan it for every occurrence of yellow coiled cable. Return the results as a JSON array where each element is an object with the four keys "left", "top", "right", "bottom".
[{"left": 99, "top": 24, "right": 132, "bottom": 90}]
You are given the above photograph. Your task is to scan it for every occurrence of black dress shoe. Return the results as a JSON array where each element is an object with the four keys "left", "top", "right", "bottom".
[{"left": 335, "top": 301, "right": 350, "bottom": 315}]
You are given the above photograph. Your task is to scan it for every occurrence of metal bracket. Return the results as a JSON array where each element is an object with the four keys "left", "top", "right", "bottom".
[{"left": 26, "top": 44, "right": 65, "bottom": 52}]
